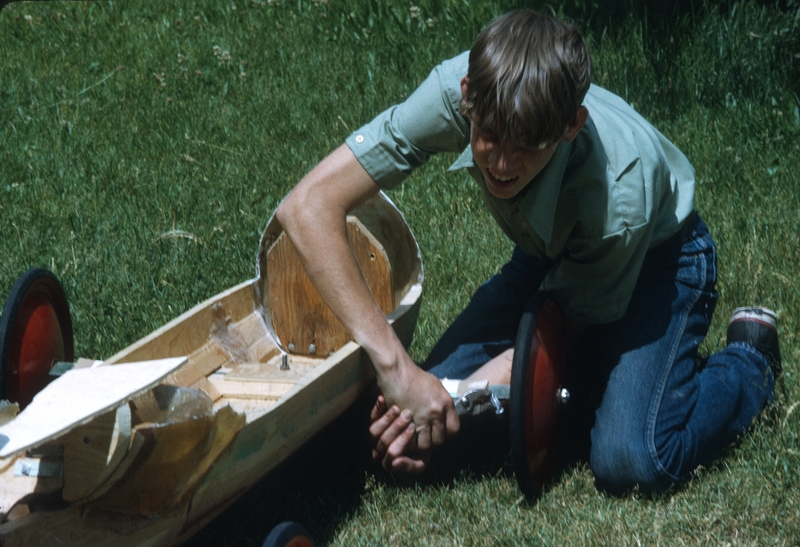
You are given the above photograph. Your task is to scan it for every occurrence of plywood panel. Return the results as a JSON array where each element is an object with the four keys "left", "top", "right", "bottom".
[
  {"left": 267, "top": 217, "right": 393, "bottom": 356},
  {"left": 0, "top": 358, "right": 187, "bottom": 459}
]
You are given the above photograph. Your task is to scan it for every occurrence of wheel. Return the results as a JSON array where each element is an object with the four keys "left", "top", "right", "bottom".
[
  {"left": 509, "top": 292, "right": 568, "bottom": 501},
  {"left": 0, "top": 268, "right": 74, "bottom": 409},
  {"left": 262, "top": 521, "right": 316, "bottom": 547}
]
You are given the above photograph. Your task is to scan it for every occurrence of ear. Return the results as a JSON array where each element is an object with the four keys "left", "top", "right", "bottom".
[
  {"left": 460, "top": 76, "right": 469, "bottom": 104},
  {"left": 562, "top": 106, "right": 588, "bottom": 143}
]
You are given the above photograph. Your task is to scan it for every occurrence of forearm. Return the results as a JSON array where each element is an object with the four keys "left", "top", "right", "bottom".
[
  {"left": 275, "top": 145, "right": 415, "bottom": 380},
  {"left": 277, "top": 144, "right": 459, "bottom": 450}
]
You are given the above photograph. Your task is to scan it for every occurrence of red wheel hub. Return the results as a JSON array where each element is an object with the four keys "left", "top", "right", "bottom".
[{"left": 0, "top": 269, "right": 74, "bottom": 409}]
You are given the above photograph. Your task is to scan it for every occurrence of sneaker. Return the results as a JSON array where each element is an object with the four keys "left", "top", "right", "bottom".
[{"left": 727, "top": 307, "right": 781, "bottom": 376}]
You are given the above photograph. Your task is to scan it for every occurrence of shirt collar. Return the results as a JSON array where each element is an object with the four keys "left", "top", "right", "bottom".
[{"left": 448, "top": 146, "right": 474, "bottom": 172}]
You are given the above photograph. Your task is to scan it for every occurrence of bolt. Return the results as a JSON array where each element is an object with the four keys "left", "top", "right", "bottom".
[
  {"left": 287, "top": 343, "right": 295, "bottom": 352},
  {"left": 459, "top": 395, "right": 471, "bottom": 411},
  {"left": 308, "top": 343, "right": 316, "bottom": 354},
  {"left": 280, "top": 353, "right": 290, "bottom": 370}
]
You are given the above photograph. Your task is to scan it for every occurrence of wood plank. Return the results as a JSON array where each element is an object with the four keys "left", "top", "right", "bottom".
[
  {"left": 224, "top": 354, "right": 322, "bottom": 383},
  {"left": 0, "top": 358, "right": 187, "bottom": 459},
  {"left": 207, "top": 375, "right": 290, "bottom": 400},
  {"left": 266, "top": 217, "right": 394, "bottom": 357},
  {"left": 88, "top": 419, "right": 215, "bottom": 516},
  {"left": 104, "top": 280, "right": 258, "bottom": 365},
  {"left": 163, "top": 344, "right": 230, "bottom": 388},
  {"left": 347, "top": 216, "right": 394, "bottom": 312},
  {"left": 234, "top": 311, "right": 274, "bottom": 347},
  {"left": 61, "top": 404, "right": 132, "bottom": 502},
  {"left": 245, "top": 336, "right": 282, "bottom": 364},
  {"left": 190, "top": 377, "right": 223, "bottom": 402},
  {"left": 148, "top": 309, "right": 280, "bottom": 390}
]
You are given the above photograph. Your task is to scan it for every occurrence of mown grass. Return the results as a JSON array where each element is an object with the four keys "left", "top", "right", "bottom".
[{"left": 1, "top": 0, "right": 799, "bottom": 545}]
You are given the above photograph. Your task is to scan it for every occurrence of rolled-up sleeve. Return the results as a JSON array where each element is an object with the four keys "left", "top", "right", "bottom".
[{"left": 345, "top": 52, "right": 470, "bottom": 190}]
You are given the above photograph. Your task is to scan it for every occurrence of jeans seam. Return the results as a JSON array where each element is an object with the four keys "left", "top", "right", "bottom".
[{"left": 645, "top": 250, "right": 706, "bottom": 483}]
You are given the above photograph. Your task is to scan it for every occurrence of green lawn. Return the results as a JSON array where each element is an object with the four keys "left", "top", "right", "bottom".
[{"left": 1, "top": 0, "right": 799, "bottom": 544}]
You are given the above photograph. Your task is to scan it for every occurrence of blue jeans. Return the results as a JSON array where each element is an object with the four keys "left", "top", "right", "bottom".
[{"left": 424, "top": 214, "right": 774, "bottom": 493}]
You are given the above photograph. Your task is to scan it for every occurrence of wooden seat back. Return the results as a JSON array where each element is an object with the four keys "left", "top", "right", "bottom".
[{"left": 264, "top": 217, "right": 394, "bottom": 357}]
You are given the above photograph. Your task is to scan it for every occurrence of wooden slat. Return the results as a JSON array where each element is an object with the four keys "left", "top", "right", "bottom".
[
  {"left": 207, "top": 375, "right": 291, "bottom": 400},
  {"left": 224, "top": 354, "right": 321, "bottom": 382},
  {"left": 234, "top": 312, "right": 273, "bottom": 347},
  {"left": 245, "top": 336, "right": 282, "bottom": 364},
  {"left": 165, "top": 310, "right": 282, "bottom": 390},
  {"left": 164, "top": 345, "right": 230, "bottom": 388},
  {"left": 190, "top": 377, "right": 223, "bottom": 403},
  {"left": 104, "top": 280, "right": 258, "bottom": 365}
]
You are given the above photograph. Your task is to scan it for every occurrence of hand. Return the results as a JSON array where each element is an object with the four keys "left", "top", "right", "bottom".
[
  {"left": 376, "top": 362, "right": 460, "bottom": 455},
  {"left": 369, "top": 395, "right": 428, "bottom": 473}
]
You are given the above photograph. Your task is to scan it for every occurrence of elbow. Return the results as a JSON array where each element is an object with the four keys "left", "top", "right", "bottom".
[
  {"left": 275, "top": 185, "right": 307, "bottom": 234},
  {"left": 275, "top": 193, "right": 292, "bottom": 229}
]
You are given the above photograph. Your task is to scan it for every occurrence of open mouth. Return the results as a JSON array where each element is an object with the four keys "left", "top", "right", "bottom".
[{"left": 487, "top": 168, "right": 518, "bottom": 186}]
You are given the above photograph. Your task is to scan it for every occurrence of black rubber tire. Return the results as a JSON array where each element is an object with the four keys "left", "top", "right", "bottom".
[
  {"left": 509, "top": 293, "right": 547, "bottom": 501},
  {"left": 509, "top": 292, "right": 566, "bottom": 502},
  {"left": 0, "top": 268, "right": 74, "bottom": 404},
  {"left": 262, "top": 521, "right": 316, "bottom": 547}
]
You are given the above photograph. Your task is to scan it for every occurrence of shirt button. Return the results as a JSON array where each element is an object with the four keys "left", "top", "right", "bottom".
[{"left": 355, "top": 135, "right": 364, "bottom": 144}]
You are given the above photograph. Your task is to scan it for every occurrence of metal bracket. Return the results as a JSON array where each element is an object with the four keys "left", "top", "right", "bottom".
[
  {"left": 14, "top": 458, "right": 63, "bottom": 478},
  {"left": 454, "top": 388, "right": 506, "bottom": 417}
]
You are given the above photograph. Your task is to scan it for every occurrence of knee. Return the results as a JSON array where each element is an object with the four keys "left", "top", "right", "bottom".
[{"left": 590, "top": 423, "right": 671, "bottom": 495}]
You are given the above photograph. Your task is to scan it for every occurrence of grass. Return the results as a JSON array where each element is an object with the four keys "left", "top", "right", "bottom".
[{"left": 1, "top": 0, "right": 799, "bottom": 544}]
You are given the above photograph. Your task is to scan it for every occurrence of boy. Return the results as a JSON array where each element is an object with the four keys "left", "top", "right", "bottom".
[{"left": 276, "top": 10, "right": 779, "bottom": 493}]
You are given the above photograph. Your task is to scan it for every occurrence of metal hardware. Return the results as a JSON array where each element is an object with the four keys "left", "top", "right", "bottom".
[
  {"left": 14, "top": 458, "right": 63, "bottom": 478},
  {"left": 556, "top": 387, "right": 570, "bottom": 405},
  {"left": 454, "top": 389, "right": 505, "bottom": 417},
  {"left": 280, "top": 353, "right": 290, "bottom": 371}
]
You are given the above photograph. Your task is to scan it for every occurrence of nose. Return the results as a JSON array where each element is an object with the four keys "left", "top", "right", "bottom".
[{"left": 488, "top": 143, "right": 522, "bottom": 173}]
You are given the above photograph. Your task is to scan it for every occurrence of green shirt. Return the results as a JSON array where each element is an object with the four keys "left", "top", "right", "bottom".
[{"left": 345, "top": 51, "right": 696, "bottom": 323}]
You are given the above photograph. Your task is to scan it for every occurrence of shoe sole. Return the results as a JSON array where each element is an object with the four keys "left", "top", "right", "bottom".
[{"left": 728, "top": 307, "right": 777, "bottom": 329}]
